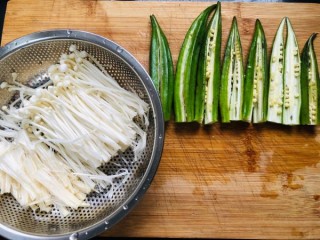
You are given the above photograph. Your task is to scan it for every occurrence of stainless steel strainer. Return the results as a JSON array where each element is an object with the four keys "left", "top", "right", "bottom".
[{"left": 0, "top": 30, "right": 164, "bottom": 240}]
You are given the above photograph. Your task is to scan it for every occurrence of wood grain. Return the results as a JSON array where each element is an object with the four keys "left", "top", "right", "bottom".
[{"left": 2, "top": 1, "right": 320, "bottom": 239}]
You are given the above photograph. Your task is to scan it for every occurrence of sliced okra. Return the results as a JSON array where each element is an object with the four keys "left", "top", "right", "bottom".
[
  {"left": 243, "top": 19, "right": 268, "bottom": 123},
  {"left": 267, "top": 18, "right": 286, "bottom": 124},
  {"left": 194, "top": 2, "right": 222, "bottom": 124},
  {"left": 220, "top": 17, "right": 244, "bottom": 123},
  {"left": 282, "top": 18, "right": 301, "bottom": 125},
  {"left": 300, "top": 33, "right": 320, "bottom": 125},
  {"left": 174, "top": 4, "right": 216, "bottom": 122},
  {"left": 150, "top": 15, "right": 174, "bottom": 121}
]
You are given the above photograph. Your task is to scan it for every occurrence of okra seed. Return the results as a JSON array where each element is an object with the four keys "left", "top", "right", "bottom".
[
  {"left": 309, "top": 81, "right": 316, "bottom": 86},
  {"left": 253, "top": 98, "right": 257, "bottom": 103}
]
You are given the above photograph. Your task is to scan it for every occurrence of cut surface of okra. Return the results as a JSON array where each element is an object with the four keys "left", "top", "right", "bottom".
[
  {"left": 267, "top": 18, "right": 286, "bottom": 124},
  {"left": 268, "top": 17, "right": 301, "bottom": 125},
  {"left": 282, "top": 18, "right": 301, "bottom": 125},
  {"left": 300, "top": 33, "right": 320, "bottom": 125},
  {"left": 194, "top": 2, "right": 221, "bottom": 124},
  {"left": 220, "top": 17, "right": 244, "bottom": 123},
  {"left": 174, "top": 4, "right": 216, "bottom": 123},
  {"left": 243, "top": 19, "right": 268, "bottom": 123}
]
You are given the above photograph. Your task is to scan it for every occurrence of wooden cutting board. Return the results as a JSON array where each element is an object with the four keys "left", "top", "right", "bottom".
[{"left": 2, "top": 1, "right": 320, "bottom": 239}]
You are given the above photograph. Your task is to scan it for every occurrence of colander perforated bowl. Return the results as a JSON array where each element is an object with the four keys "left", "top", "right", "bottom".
[{"left": 0, "top": 30, "right": 164, "bottom": 240}]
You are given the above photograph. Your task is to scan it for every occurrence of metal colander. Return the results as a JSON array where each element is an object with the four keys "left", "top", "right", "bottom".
[{"left": 0, "top": 30, "right": 164, "bottom": 240}]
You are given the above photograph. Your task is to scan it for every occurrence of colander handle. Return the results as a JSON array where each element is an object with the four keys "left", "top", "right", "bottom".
[{"left": 0, "top": 0, "right": 9, "bottom": 49}]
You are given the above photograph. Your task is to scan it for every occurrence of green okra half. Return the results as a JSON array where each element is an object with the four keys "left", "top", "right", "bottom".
[
  {"left": 150, "top": 15, "right": 174, "bottom": 121},
  {"left": 194, "top": 2, "right": 222, "bottom": 124},
  {"left": 174, "top": 4, "right": 216, "bottom": 122},
  {"left": 243, "top": 19, "right": 268, "bottom": 123},
  {"left": 282, "top": 18, "right": 301, "bottom": 125},
  {"left": 300, "top": 33, "right": 320, "bottom": 125},
  {"left": 267, "top": 18, "right": 286, "bottom": 124},
  {"left": 220, "top": 17, "right": 244, "bottom": 123}
]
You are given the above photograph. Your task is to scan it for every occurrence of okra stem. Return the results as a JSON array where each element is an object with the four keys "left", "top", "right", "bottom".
[
  {"left": 174, "top": 4, "right": 216, "bottom": 122},
  {"left": 282, "top": 18, "right": 301, "bottom": 125},
  {"left": 220, "top": 17, "right": 244, "bottom": 123},
  {"left": 150, "top": 15, "right": 174, "bottom": 121},
  {"left": 267, "top": 18, "right": 286, "bottom": 124},
  {"left": 243, "top": 19, "right": 268, "bottom": 123},
  {"left": 300, "top": 33, "right": 320, "bottom": 125},
  {"left": 194, "top": 2, "right": 222, "bottom": 125}
]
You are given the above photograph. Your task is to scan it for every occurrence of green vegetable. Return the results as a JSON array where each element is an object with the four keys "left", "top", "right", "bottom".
[
  {"left": 174, "top": 4, "right": 216, "bottom": 122},
  {"left": 267, "top": 18, "right": 285, "bottom": 124},
  {"left": 300, "top": 33, "right": 320, "bottom": 125},
  {"left": 242, "top": 19, "right": 268, "bottom": 123},
  {"left": 220, "top": 17, "right": 244, "bottom": 123},
  {"left": 150, "top": 15, "right": 174, "bottom": 121},
  {"left": 283, "top": 18, "right": 301, "bottom": 125},
  {"left": 194, "top": 2, "right": 222, "bottom": 124}
]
